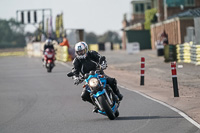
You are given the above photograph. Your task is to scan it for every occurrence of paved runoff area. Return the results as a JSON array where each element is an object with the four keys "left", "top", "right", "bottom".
[{"left": 100, "top": 49, "right": 200, "bottom": 127}]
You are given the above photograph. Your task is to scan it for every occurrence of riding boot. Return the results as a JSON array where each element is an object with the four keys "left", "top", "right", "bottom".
[
  {"left": 87, "top": 97, "right": 95, "bottom": 105},
  {"left": 113, "top": 86, "right": 123, "bottom": 101},
  {"left": 81, "top": 89, "right": 99, "bottom": 113},
  {"left": 108, "top": 78, "right": 123, "bottom": 101},
  {"left": 89, "top": 96, "right": 99, "bottom": 113},
  {"left": 88, "top": 98, "right": 99, "bottom": 113}
]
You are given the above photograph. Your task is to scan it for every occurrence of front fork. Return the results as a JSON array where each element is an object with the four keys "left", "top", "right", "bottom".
[{"left": 104, "top": 90, "right": 113, "bottom": 105}]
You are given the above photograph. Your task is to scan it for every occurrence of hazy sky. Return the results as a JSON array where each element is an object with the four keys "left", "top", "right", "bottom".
[{"left": 0, "top": 0, "right": 132, "bottom": 35}]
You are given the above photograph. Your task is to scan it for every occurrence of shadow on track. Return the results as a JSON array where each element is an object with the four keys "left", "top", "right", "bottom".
[{"left": 116, "top": 116, "right": 182, "bottom": 121}]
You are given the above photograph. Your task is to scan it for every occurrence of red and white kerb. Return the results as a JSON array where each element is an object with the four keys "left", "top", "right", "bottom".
[{"left": 141, "top": 57, "right": 145, "bottom": 76}]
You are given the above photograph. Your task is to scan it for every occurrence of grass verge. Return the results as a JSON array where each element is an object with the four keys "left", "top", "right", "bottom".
[{"left": 0, "top": 51, "right": 25, "bottom": 57}]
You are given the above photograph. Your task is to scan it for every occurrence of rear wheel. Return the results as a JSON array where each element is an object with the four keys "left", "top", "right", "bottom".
[{"left": 98, "top": 95, "right": 115, "bottom": 120}]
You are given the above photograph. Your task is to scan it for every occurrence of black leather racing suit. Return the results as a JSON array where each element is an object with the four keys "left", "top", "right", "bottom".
[
  {"left": 72, "top": 50, "right": 122, "bottom": 104},
  {"left": 43, "top": 44, "right": 54, "bottom": 54}
]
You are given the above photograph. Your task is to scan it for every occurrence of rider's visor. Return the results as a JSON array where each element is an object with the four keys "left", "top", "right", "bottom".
[{"left": 77, "top": 50, "right": 85, "bottom": 56}]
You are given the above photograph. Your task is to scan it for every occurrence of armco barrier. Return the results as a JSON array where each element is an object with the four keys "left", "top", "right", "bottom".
[{"left": 176, "top": 42, "right": 200, "bottom": 65}]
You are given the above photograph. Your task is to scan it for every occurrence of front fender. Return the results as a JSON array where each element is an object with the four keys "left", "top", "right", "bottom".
[{"left": 93, "top": 89, "right": 105, "bottom": 98}]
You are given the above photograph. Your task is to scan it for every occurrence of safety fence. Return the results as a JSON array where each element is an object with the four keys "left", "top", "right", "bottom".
[
  {"left": 176, "top": 42, "right": 200, "bottom": 65},
  {"left": 25, "top": 42, "right": 121, "bottom": 62}
]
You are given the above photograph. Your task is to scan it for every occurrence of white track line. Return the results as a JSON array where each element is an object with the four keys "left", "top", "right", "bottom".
[{"left": 119, "top": 85, "right": 200, "bottom": 129}]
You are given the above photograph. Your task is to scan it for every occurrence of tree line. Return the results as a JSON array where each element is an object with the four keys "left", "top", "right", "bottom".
[
  {"left": 0, "top": 18, "right": 26, "bottom": 48},
  {"left": 0, "top": 18, "right": 121, "bottom": 48}
]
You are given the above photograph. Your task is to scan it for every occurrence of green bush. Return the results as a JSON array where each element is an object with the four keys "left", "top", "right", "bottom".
[
  {"left": 144, "top": 8, "right": 157, "bottom": 30},
  {"left": 0, "top": 18, "right": 25, "bottom": 48}
]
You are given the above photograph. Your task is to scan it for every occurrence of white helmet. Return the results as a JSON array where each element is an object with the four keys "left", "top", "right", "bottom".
[
  {"left": 75, "top": 42, "right": 88, "bottom": 59},
  {"left": 45, "top": 39, "right": 52, "bottom": 45}
]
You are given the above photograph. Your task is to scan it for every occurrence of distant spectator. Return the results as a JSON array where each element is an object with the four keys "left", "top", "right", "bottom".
[
  {"left": 155, "top": 33, "right": 165, "bottom": 56},
  {"left": 60, "top": 36, "right": 70, "bottom": 48},
  {"left": 161, "top": 30, "right": 168, "bottom": 45},
  {"left": 59, "top": 35, "right": 75, "bottom": 60},
  {"left": 43, "top": 39, "right": 54, "bottom": 54},
  {"left": 155, "top": 34, "right": 163, "bottom": 49}
]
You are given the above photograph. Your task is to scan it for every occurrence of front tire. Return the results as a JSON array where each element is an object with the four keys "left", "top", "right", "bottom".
[
  {"left": 98, "top": 95, "right": 115, "bottom": 120},
  {"left": 47, "top": 67, "right": 52, "bottom": 73},
  {"left": 115, "top": 110, "right": 119, "bottom": 117}
]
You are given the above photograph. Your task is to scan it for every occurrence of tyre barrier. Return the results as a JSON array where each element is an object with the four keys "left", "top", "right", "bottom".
[
  {"left": 89, "top": 44, "right": 99, "bottom": 51},
  {"left": 54, "top": 45, "right": 72, "bottom": 62},
  {"left": 88, "top": 43, "right": 121, "bottom": 52},
  {"left": 176, "top": 42, "right": 200, "bottom": 65}
]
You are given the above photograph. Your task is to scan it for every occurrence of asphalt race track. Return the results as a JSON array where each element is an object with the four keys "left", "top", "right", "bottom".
[{"left": 0, "top": 56, "right": 199, "bottom": 133}]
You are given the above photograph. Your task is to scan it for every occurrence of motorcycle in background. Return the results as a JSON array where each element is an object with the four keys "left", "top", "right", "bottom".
[{"left": 43, "top": 48, "right": 56, "bottom": 73}]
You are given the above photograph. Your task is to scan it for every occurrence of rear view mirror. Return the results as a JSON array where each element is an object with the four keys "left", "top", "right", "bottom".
[{"left": 67, "top": 72, "right": 74, "bottom": 77}]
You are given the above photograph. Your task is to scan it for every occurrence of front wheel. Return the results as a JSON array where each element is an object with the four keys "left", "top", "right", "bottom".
[
  {"left": 98, "top": 95, "right": 115, "bottom": 120},
  {"left": 115, "top": 110, "right": 119, "bottom": 117},
  {"left": 47, "top": 67, "right": 52, "bottom": 73}
]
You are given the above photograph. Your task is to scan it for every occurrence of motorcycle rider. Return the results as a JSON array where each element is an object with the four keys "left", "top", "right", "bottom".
[
  {"left": 71, "top": 41, "right": 123, "bottom": 112},
  {"left": 43, "top": 39, "right": 54, "bottom": 54},
  {"left": 42, "top": 39, "right": 55, "bottom": 65}
]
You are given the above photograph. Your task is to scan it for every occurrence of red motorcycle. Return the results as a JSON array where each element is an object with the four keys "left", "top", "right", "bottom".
[{"left": 43, "top": 48, "right": 56, "bottom": 72}]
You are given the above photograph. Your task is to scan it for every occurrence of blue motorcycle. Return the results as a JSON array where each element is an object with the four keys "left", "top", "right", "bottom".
[{"left": 67, "top": 70, "right": 120, "bottom": 120}]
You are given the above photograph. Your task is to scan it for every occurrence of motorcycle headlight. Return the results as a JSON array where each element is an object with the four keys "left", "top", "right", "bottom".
[{"left": 88, "top": 78, "right": 99, "bottom": 88}]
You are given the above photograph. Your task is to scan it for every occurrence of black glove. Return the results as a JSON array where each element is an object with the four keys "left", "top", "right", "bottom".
[
  {"left": 74, "top": 77, "right": 80, "bottom": 85},
  {"left": 100, "top": 61, "right": 107, "bottom": 70}
]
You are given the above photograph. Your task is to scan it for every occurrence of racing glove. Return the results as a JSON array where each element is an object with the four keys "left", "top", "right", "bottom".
[
  {"left": 74, "top": 77, "right": 80, "bottom": 85},
  {"left": 100, "top": 61, "right": 107, "bottom": 70}
]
